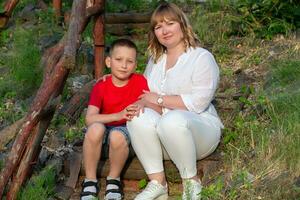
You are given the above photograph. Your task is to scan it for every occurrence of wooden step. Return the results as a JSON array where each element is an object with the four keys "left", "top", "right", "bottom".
[{"left": 89, "top": 151, "right": 221, "bottom": 184}]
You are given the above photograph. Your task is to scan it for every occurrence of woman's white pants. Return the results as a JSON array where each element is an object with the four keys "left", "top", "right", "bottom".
[{"left": 127, "top": 108, "right": 221, "bottom": 179}]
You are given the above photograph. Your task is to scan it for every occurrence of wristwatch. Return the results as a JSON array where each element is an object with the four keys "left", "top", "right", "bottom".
[{"left": 157, "top": 95, "right": 164, "bottom": 106}]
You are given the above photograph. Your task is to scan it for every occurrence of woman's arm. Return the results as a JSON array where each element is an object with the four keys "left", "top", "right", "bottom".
[
  {"left": 139, "top": 91, "right": 187, "bottom": 110},
  {"left": 141, "top": 51, "right": 219, "bottom": 113}
]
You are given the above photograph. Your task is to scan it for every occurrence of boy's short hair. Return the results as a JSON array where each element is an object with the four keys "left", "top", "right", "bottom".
[{"left": 109, "top": 38, "right": 138, "bottom": 56}]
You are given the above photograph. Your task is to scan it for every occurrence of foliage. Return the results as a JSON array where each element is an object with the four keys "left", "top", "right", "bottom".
[
  {"left": 4, "top": 26, "right": 42, "bottom": 98},
  {"left": 12, "top": 0, "right": 36, "bottom": 14},
  {"left": 232, "top": 0, "right": 300, "bottom": 38},
  {"left": 106, "top": 0, "right": 162, "bottom": 12},
  {"left": 193, "top": 0, "right": 300, "bottom": 40},
  {"left": 264, "top": 59, "right": 300, "bottom": 170},
  {"left": 138, "top": 179, "right": 147, "bottom": 189},
  {"left": 221, "top": 57, "right": 300, "bottom": 199},
  {"left": 64, "top": 116, "right": 85, "bottom": 143},
  {"left": 18, "top": 165, "right": 56, "bottom": 200}
]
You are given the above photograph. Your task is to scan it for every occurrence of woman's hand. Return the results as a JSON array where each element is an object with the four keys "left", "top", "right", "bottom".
[
  {"left": 96, "top": 74, "right": 111, "bottom": 82},
  {"left": 139, "top": 90, "right": 159, "bottom": 105}
]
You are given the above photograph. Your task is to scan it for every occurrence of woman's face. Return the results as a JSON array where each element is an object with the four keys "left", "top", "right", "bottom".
[{"left": 154, "top": 19, "right": 184, "bottom": 49}]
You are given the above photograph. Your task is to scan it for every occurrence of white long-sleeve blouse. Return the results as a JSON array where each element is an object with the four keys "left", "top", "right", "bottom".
[{"left": 144, "top": 47, "right": 223, "bottom": 128}]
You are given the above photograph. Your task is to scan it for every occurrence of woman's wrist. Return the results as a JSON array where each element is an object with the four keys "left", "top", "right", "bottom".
[{"left": 157, "top": 94, "right": 164, "bottom": 106}]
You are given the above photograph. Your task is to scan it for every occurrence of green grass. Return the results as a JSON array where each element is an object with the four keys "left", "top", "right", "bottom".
[
  {"left": 215, "top": 58, "right": 300, "bottom": 199},
  {"left": 17, "top": 165, "right": 56, "bottom": 200},
  {"left": 0, "top": 26, "right": 42, "bottom": 99}
]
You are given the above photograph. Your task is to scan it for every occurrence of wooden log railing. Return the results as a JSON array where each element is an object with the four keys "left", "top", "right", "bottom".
[{"left": 0, "top": 0, "right": 105, "bottom": 198}]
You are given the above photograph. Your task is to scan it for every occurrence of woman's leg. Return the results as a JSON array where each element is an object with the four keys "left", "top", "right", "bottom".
[
  {"left": 127, "top": 108, "right": 168, "bottom": 200},
  {"left": 127, "top": 108, "right": 164, "bottom": 176},
  {"left": 157, "top": 110, "right": 221, "bottom": 179}
]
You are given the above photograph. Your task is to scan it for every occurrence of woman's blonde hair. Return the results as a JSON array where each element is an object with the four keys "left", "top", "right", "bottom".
[{"left": 148, "top": 2, "right": 200, "bottom": 63}]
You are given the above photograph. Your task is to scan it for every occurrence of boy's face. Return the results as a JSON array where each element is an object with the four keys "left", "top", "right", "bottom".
[{"left": 105, "top": 46, "right": 137, "bottom": 82}]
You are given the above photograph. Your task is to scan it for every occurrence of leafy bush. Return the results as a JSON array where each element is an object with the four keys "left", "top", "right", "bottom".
[
  {"left": 232, "top": 0, "right": 300, "bottom": 38},
  {"left": 194, "top": 0, "right": 300, "bottom": 39}
]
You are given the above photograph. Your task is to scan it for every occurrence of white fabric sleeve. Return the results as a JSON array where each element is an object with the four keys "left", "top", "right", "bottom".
[
  {"left": 143, "top": 57, "right": 154, "bottom": 78},
  {"left": 180, "top": 52, "right": 219, "bottom": 113}
]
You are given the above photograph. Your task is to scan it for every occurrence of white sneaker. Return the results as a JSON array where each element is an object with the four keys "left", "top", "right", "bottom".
[
  {"left": 134, "top": 180, "right": 168, "bottom": 200},
  {"left": 182, "top": 179, "right": 202, "bottom": 200}
]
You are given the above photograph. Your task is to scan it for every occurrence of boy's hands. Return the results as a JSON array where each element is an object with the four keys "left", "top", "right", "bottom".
[{"left": 118, "top": 104, "right": 139, "bottom": 121}]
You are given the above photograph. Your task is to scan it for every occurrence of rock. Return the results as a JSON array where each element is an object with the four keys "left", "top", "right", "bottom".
[
  {"left": 0, "top": 66, "right": 9, "bottom": 75},
  {"left": 77, "top": 43, "right": 94, "bottom": 75},
  {"left": 17, "top": 4, "right": 37, "bottom": 23},
  {"left": 47, "top": 132, "right": 65, "bottom": 150},
  {"left": 38, "top": 146, "right": 51, "bottom": 165},
  {"left": 39, "top": 34, "right": 61, "bottom": 52},
  {"left": 67, "top": 75, "right": 92, "bottom": 94},
  {"left": 54, "top": 185, "right": 74, "bottom": 200},
  {"left": 46, "top": 155, "right": 64, "bottom": 176},
  {"left": 294, "top": 176, "right": 300, "bottom": 187}
]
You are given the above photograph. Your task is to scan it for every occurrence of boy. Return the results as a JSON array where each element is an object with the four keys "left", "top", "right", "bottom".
[{"left": 81, "top": 39, "right": 148, "bottom": 200}]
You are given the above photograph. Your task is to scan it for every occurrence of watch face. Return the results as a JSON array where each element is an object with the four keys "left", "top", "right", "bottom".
[{"left": 158, "top": 97, "right": 163, "bottom": 104}]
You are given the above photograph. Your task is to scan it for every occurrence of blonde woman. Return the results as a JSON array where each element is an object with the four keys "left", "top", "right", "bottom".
[{"left": 127, "top": 2, "right": 224, "bottom": 200}]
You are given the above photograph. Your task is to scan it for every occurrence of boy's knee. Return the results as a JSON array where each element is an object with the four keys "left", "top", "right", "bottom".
[
  {"left": 85, "top": 123, "right": 105, "bottom": 143},
  {"left": 109, "top": 131, "right": 128, "bottom": 150}
]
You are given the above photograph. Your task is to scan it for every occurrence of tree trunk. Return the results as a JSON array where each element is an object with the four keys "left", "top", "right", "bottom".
[
  {"left": 0, "top": 117, "right": 25, "bottom": 151},
  {"left": 0, "top": 0, "right": 20, "bottom": 28},
  {"left": 0, "top": 0, "right": 102, "bottom": 197},
  {"left": 53, "top": 0, "right": 62, "bottom": 18},
  {"left": 59, "top": 80, "right": 95, "bottom": 123},
  {"left": 6, "top": 110, "right": 55, "bottom": 199},
  {"left": 93, "top": 8, "right": 105, "bottom": 79}
]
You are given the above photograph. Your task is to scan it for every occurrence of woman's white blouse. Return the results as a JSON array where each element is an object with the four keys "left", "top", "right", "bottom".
[{"left": 144, "top": 47, "right": 224, "bottom": 128}]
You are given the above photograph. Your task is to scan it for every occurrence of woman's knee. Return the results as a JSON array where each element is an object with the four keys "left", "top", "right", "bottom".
[
  {"left": 158, "top": 110, "right": 188, "bottom": 133},
  {"left": 85, "top": 123, "right": 105, "bottom": 143},
  {"left": 109, "top": 131, "right": 128, "bottom": 150}
]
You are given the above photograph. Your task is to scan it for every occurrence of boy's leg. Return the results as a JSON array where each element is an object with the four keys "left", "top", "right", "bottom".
[
  {"left": 108, "top": 130, "right": 129, "bottom": 177},
  {"left": 83, "top": 123, "right": 106, "bottom": 179},
  {"left": 105, "top": 127, "right": 129, "bottom": 200},
  {"left": 81, "top": 123, "right": 105, "bottom": 200}
]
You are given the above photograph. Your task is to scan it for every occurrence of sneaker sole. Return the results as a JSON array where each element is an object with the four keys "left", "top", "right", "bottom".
[{"left": 154, "top": 193, "right": 168, "bottom": 200}]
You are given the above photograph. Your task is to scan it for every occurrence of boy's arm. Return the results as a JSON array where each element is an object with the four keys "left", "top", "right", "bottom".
[
  {"left": 85, "top": 105, "right": 120, "bottom": 126},
  {"left": 85, "top": 105, "right": 137, "bottom": 126}
]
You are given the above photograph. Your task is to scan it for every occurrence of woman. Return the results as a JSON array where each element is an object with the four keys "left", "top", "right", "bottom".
[{"left": 127, "top": 2, "right": 224, "bottom": 200}]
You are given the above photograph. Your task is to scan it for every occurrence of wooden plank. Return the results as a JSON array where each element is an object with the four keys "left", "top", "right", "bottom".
[
  {"left": 65, "top": 152, "right": 82, "bottom": 188},
  {"left": 87, "top": 152, "right": 222, "bottom": 181}
]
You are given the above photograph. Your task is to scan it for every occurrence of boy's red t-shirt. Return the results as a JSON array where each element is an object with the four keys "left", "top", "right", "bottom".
[{"left": 88, "top": 73, "right": 149, "bottom": 126}]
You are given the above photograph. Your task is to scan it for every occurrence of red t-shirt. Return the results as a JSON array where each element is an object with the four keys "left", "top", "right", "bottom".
[{"left": 88, "top": 73, "right": 149, "bottom": 126}]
